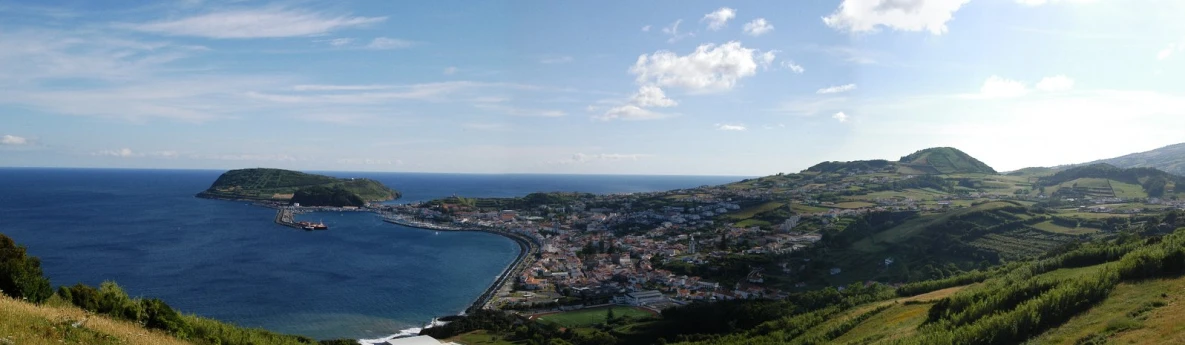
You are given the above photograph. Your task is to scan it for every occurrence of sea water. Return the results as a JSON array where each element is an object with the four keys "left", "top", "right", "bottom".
[{"left": 0, "top": 168, "right": 742, "bottom": 339}]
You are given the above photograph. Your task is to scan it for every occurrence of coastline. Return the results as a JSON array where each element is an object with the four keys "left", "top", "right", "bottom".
[{"left": 381, "top": 216, "right": 538, "bottom": 313}]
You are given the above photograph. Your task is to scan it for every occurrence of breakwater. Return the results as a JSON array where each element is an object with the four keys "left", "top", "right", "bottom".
[{"left": 383, "top": 217, "right": 538, "bottom": 312}]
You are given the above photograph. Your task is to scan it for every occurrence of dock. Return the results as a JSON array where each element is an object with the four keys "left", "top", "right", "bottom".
[{"left": 274, "top": 209, "right": 304, "bottom": 229}]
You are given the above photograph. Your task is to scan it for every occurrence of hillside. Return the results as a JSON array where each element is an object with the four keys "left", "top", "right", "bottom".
[
  {"left": 898, "top": 147, "right": 998, "bottom": 175},
  {"left": 802, "top": 147, "right": 996, "bottom": 175},
  {"left": 1037, "top": 164, "right": 1184, "bottom": 199},
  {"left": 196, "top": 168, "right": 399, "bottom": 206},
  {"left": 1090, "top": 142, "right": 1185, "bottom": 177}
]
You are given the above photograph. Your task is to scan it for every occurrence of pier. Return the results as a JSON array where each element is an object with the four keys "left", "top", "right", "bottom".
[{"left": 274, "top": 209, "right": 304, "bottom": 229}]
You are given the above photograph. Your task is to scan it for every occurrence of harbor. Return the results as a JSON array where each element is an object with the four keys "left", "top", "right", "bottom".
[
  {"left": 274, "top": 208, "right": 329, "bottom": 231},
  {"left": 382, "top": 215, "right": 539, "bottom": 313}
]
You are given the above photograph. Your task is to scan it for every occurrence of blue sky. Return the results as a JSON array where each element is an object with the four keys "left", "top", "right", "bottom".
[{"left": 1, "top": 0, "right": 1184, "bottom": 175}]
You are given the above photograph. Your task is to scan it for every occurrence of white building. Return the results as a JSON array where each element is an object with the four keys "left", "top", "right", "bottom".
[{"left": 615, "top": 290, "right": 666, "bottom": 306}]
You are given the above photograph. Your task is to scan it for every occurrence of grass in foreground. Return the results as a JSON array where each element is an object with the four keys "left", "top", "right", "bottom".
[{"left": 0, "top": 295, "right": 191, "bottom": 345}]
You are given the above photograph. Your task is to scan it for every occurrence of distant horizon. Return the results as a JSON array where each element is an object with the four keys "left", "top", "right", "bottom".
[{"left": 0, "top": 165, "right": 759, "bottom": 178}]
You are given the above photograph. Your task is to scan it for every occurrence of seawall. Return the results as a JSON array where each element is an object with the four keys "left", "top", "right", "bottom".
[{"left": 382, "top": 217, "right": 538, "bottom": 313}]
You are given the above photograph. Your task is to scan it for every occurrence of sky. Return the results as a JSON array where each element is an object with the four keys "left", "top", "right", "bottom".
[{"left": 1, "top": 0, "right": 1184, "bottom": 176}]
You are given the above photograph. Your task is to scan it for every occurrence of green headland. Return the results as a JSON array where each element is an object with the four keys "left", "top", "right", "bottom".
[{"left": 195, "top": 168, "right": 400, "bottom": 207}]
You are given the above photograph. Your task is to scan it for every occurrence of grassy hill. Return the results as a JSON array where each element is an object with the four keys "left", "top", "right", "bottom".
[
  {"left": 898, "top": 147, "right": 998, "bottom": 175},
  {"left": 1037, "top": 164, "right": 1184, "bottom": 199},
  {"left": 196, "top": 168, "right": 399, "bottom": 205},
  {"left": 1090, "top": 142, "right": 1185, "bottom": 177}
]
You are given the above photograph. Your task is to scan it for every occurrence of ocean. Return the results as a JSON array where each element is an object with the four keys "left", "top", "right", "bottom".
[{"left": 0, "top": 168, "right": 743, "bottom": 340}]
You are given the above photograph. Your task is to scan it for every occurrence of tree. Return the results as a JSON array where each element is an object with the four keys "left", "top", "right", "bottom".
[
  {"left": 606, "top": 307, "right": 615, "bottom": 322},
  {"left": 0, "top": 234, "right": 52, "bottom": 303}
]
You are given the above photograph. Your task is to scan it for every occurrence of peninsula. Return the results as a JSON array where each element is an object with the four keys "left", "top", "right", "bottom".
[{"left": 196, "top": 168, "right": 400, "bottom": 207}]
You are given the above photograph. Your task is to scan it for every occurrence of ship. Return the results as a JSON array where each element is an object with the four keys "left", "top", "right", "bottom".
[{"left": 297, "top": 220, "right": 329, "bottom": 231}]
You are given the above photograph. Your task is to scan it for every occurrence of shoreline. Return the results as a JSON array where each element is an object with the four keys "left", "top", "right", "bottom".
[{"left": 381, "top": 216, "right": 538, "bottom": 313}]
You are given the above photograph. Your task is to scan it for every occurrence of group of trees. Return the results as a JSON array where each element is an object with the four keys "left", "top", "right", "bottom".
[{"left": 291, "top": 186, "right": 366, "bottom": 207}]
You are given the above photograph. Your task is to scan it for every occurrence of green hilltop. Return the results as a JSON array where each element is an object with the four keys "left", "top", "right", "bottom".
[
  {"left": 195, "top": 168, "right": 399, "bottom": 206},
  {"left": 804, "top": 147, "right": 997, "bottom": 175},
  {"left": 898, "top": 147, "right": 998, "bottom": 175}
]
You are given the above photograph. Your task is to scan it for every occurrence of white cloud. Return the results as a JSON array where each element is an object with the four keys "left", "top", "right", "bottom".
[
  {"left": 293, "top": 84, "right": 391, "bottom": 91},
  {"left": 641, "top": 25, "right": 651, "bottom": 32},
  {"left": 662, "top": 19, "right": 692, "bottom": 43},
  {"left": 560, "top": 153, "right": 653, "bottom": 165},
  {"left": 596, "top": 105, "right": 671, "bottom": 121},
  {"left": 817, "top": 84, "right": 857, "bottom": 94},
  {"left": 714, "top": 123, "right": 747, "bottom": 131},
  {"left": 95, "top": 148, "right": 135, "bottom": 157},
  {"left": 1035, "top": 75, "right": 1075, "bottom": 92},
  {"left": 94, "top": 148, "right": 179, "bottom": 158},
  {"left": 743, "top": 18, "right": 774, "bottom": 36},
  {"left": 327, "top": 38, "right": 353, "bottom": 46},
  {"left": 782, "top": 61, "right": 805, "bottom": 74},
  {"left": 832, "top": 112, "right": 850, "bottom": 123},
  {"left": 630, "top": 85, "right": 678, "bottom": 107},
  {"left": 443, "top": 66, "right": 458, "bottom": 75},
  {"left": 702, "top": 7, "right": 736, "bottom": 31},
  {"left": 979, "top": 75, "right": 1029, "bottom": 98},
  {"left": 1158, "top": 43, "right": 1183, "bottom": 60},
  {"left": 475, "top": 104, "right": 566, "bottom": 117},
  {"left": 366, "top": 37, "right": 413, "bottom": 50},
  {"left": 823, "top": 0, "right": 970, "bottom": 35},
  {"left": 631, "top": 41, "right": 773, "bottom": 93},
  {"left": 540, "top": 55, "right": 574, "bottom": 64},
  {"left": 1, "top": 135, "right": 29, "bottom": 145},
  {"left": 129, "top": 7, "right": 386, "bottom": 38},
  {"left": 1015, "top": 0, "right": 1098, "bottom": 6}
]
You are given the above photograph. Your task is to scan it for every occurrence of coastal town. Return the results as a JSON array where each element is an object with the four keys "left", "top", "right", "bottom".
[{"left": 364, "top": 162, "right": 1185, "bottom": 315}]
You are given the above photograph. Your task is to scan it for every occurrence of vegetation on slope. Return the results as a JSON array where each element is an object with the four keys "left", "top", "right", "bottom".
[
  {"left": 1090, "top": 142, "right": 1185, "bottom": 177},
  {"left": 290, "top": 186, "right": 366, "bottom": 207},
  {"left": 1037, "top": 164, "right": 1183, "bottom": 198},
  {"left": 899, "top": 147, "right": 998, "bottom": 175},
  {"left": 196, "top": 168, "right": 399, "bottom": 204}
]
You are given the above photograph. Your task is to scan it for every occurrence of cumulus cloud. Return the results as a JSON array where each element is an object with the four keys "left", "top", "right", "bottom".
[
  {"left": 1035, "top": 75, "right": 1075, "bottom": 92},
  {"left": 832, "top": 112, "right": 850, "bottom": 123},
  {"left": 817, "top": 84, "right": 857, "bottom": 94},
  {"left": 979, "top": 75, "right": 1029, "bottom": 98},
  {"left": 630, "top": 85, "right": 678, "bottom": 107},
  {"left": 595, "top": 105, "right": 671, "bottom": 121},
  {"left": 630, "top": 41, "right": 773, "bottom": 93},
  {"left": 743, "top": 18, "right": 774, "bottom": 36},
  {"left": 782, "top": 61, "right": 805, "bottom": 74},
  {"left": 641, "top": 25, "right": 651, "bottom": 32},
  {"left": 129, "top": 7, "right": 386, "bottom": 38},
  {"left": 702, "top": 7, "right": 737, "bottom": 30},
  {"left": 823, "top": 0, "right": 970, "bottom": 35},
  {"left": 1, "top": 135, "right": 29, "bottom": 145},
  {"left": 714, "top": 123, "right": 747, "bottom": 131},
  {"left": 365, "top": 37, "right": 413, "bottom": 49}
]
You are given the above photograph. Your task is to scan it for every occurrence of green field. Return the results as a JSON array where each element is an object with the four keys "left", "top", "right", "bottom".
[
  {"left": 1030, "top": 220, "right": 1101, "bottom": 235},
  {"left": 536, "top": 307, "right": 655, "bottom": 328},
  {"left": 447, "top": 330, "right": 522, "bottom": 345},
  {"left": 724, "top": 201, "right": 785, "bottom": 220},
  {"left": 833, "top": 201, "right": 876, "bottom": 209}
]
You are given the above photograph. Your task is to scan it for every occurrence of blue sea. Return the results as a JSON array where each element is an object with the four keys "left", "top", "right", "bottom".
[{"left": 0, "top": 168, "right": 742, "bottom": 340}]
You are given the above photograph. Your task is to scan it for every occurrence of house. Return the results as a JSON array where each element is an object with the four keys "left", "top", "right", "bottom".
[{"left": 830, "top": 268, "right": 842, "bottom": 275}]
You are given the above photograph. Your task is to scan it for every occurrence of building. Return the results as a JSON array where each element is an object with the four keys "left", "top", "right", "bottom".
[
  {"left": 615, "top": 290, "right": 666, "bottom": 306},
  {"left": 688, "top": 235, "right": 697, "bottom": 254}
]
